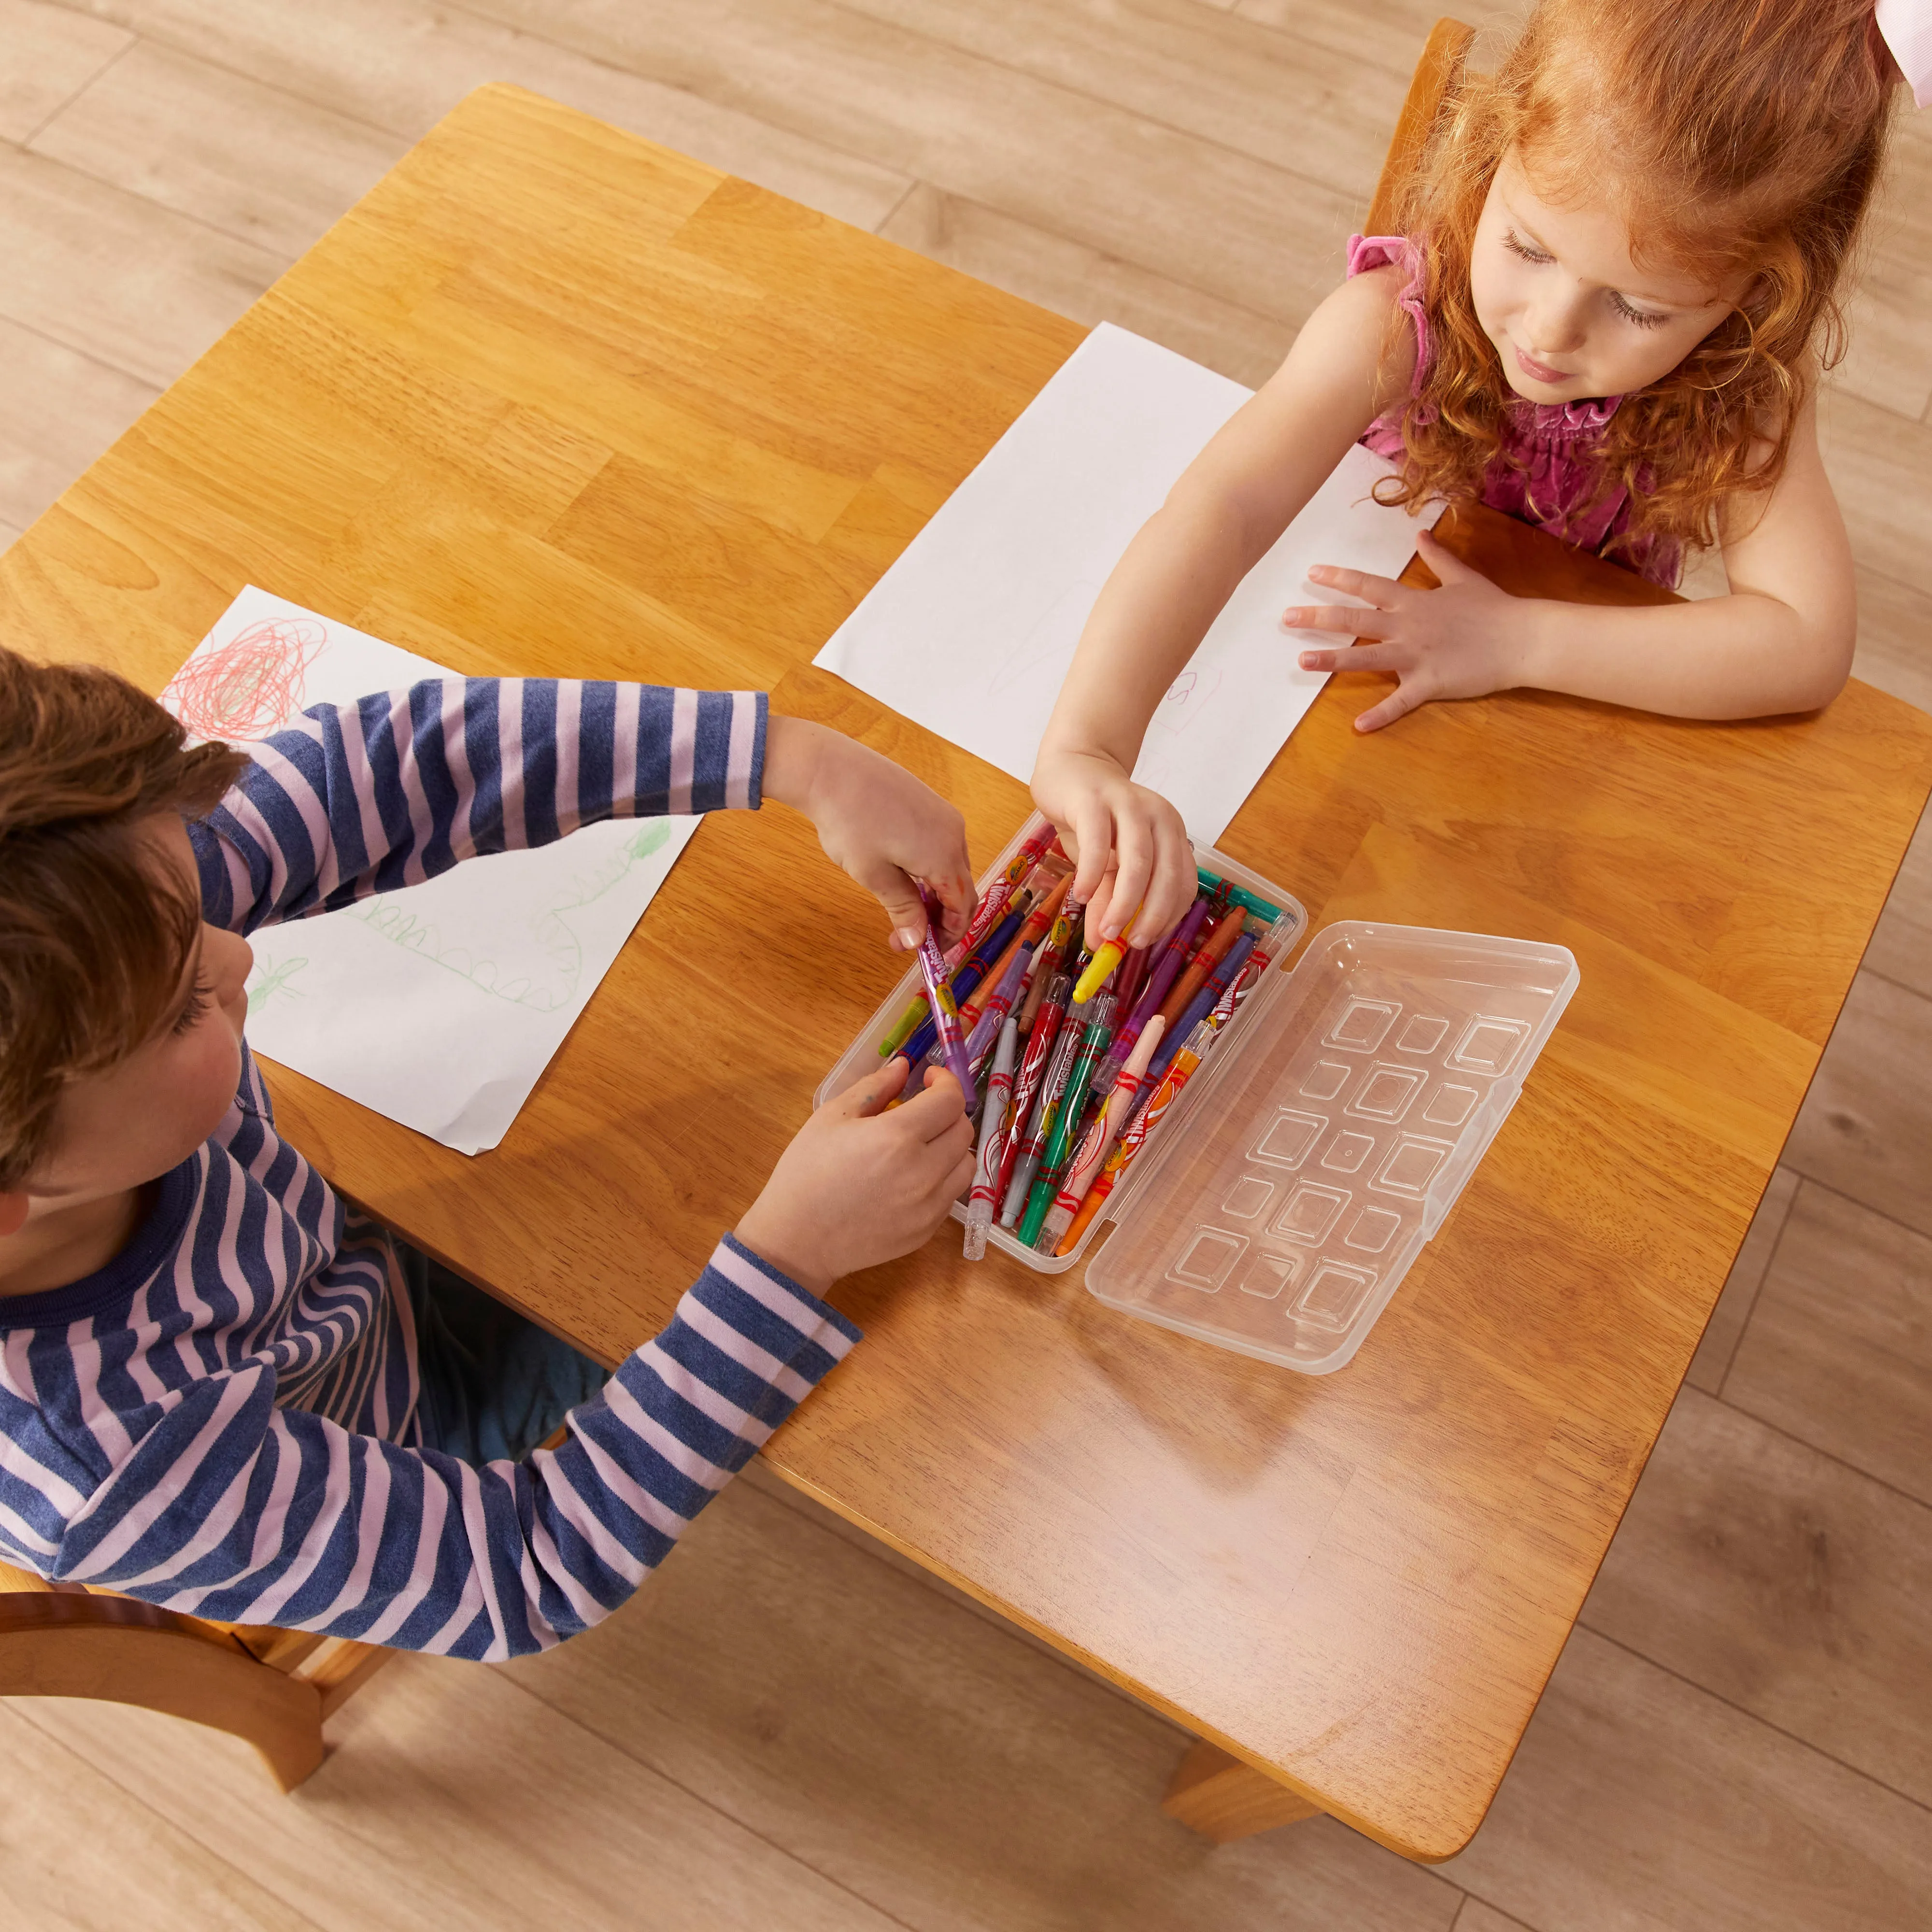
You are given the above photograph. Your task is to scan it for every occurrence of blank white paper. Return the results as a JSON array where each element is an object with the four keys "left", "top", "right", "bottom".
[
  {"left": 814, "top": 322, "right": 1441, "bottom": 843},
  {"left": 164, "top": 587, "right": 699, "bottom": 1155}
]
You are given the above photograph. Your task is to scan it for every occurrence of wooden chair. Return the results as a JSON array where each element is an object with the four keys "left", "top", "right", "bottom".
[
  {"left": 1161, "top": 14, "right": 1475, "bottom": 1846},
  {"left": 0, "top": 1556, "right": 390, "bottom": 1790}
]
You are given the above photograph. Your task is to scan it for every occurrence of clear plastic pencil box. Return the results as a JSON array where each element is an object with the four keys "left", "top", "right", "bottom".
[{"left": 816, "top": 812, "right": 1578, "bottom": 1375}]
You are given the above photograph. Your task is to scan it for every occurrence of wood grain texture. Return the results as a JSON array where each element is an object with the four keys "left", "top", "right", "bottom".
[
  {"left": 1438, "top": 1628, "right": 1932, "bottom": 1931},
  {"left": 0, "top": 314, "right": 157, "bottom": 531},
  {"left": 1583, "top": 1386, "right": 1932, "bottom": 1806},
  {"left": 501, "top": 1474, "right": 1462, "bottom": 1932},
  {"left": 1725, "top": 1182, "right": 1932, "bottom": 1506},
  {"left": 1683, "top": 1164, "right": 1799, "bottom": 1395},
  {"left": 0, "top": 0, "right": 129, "bottom": 143},
  {"left": 1865, "top": 801, "right": 1932, "bottom": 997},
  {"left": 3, "top": 85, "right": 1929, "bottom": 1863},
  {"left": 1162, "top": 1738, "right": 1324, "bottom": 1842},
  {"left": 1364, "top": 16, "right": 1471, "bottom": 237},
  {"left": 21, "top": 1647, "right": 901, "bottom": 1932},
  {"left": 0, "top": 1703, "right": 314, "bottom": 1932}
]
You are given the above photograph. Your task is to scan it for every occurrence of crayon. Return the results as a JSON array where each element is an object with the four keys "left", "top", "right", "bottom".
[
  {"left": 1018, "top": 895, "right": 1083, "bottom": 1032},
  {"left": 1018, "top": 995, "right": 1115, "bottom": 1246},
  {"left": 1153, "top": 903, "right": 1248, "bottom": 1036},
  {"left": 1036, "top": 1014, "right": 1164, "bottom": 1254},
  {"left": 912, "top": 884, "right": 975, "bottom": 1099},
  {"left": 995, "top": 973, "right": 1070, "bottom": 1209},
  {"left": 963, "top": 1016, "right": 1020, "bottom": 1260},
  {"left": 957, "top": 871, "right": 1069, "bottom": 1033},
  {"left": 946, "top": 824, "right": 1057, "bottom": 968},
  {"left": 902, "top": 903, "right": 1026, "bottom": 1064},
  {"left": 1072, "top": 902, "right": 1141, "bottom": 1005},
  {"left": 1055, "top": 1017, "right": 1216, "bottom": 1255},
  {"left": 1000, "top": 996, "right": 1089, "bottom": 1226},
  {"left": 958, "top": 944, "right": 1033, "bottom": 1077},
  {"left": 1110, "top": 942, "right": 1151, "bottom": 1021},
  {"left": 1147, "top": 932, "right": 1255, "bottom": 1084},
  {"left": 1108, "top": 893, "right": 1211, "bottom": 1067},
  {"left": 1193, "top": 870, "right": 1285, "bottom": 924}
]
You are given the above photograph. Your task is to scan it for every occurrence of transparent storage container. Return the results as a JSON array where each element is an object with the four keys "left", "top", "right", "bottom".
[
  {"left": 816, "top": 818, "right": 1578, "bottom": 1374},
  {"left": 814, "top": 812, "right": 1307, "bottom": 1275}
]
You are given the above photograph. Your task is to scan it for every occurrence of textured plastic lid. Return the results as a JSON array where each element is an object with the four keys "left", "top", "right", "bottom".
[{"left": 1085, "top": 922, "right": 1579, "bottom": 1374}]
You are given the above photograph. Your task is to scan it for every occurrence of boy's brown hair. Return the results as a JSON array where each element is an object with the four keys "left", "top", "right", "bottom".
[{"left": 0, "top": 646, "right": 249, "bottom": 1190}]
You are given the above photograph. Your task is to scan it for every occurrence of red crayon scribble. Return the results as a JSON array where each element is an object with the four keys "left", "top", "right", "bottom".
[{"left": 164, "top": 617, "right": 327, "bottom": 740}]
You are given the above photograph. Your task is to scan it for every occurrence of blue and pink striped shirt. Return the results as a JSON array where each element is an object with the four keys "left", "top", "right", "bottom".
[{"left": 0, "top": 679, "right": 861, "bottom": 1658}]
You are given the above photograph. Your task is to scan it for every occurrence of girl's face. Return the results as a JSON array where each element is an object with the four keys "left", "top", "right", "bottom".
[{"left": 1469, "top": 153, "right": 1745, "bottom": 403}]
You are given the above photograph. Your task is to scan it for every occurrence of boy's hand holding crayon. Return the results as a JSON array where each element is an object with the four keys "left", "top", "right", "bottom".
[
  {"left": 764, "top": 717, "right": 976, "bottom": 953},
  {"left": 736, "top": 1057, "right": 975, "bottom": 1295}
]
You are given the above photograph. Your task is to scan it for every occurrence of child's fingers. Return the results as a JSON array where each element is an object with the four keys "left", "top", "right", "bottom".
[
  {"left": 902, "top": 1063, "right": 969, "bottom": 1138},
  {"left": 1082, "top": 866, "right": 1120, "bottom": 942},
  {"left": 1283, "top": 602, "right": 1388, "bottom": 636},
  {"left": 867, "top": 862, "right": 930, "bottom": 952},
  {"left": 1307, "top": 563, "right": 1402, "bottom": 603},
  {"left": 1299, "top": 641, "right": 1396, "bottom": 674},
  {"left": 1354, "top": 683, "right": 1425, "bottom": 733},
  {"left": 1415, "top": 528, "right": 1477, "bottom": 582},
  {"left": 1098, "top": 809, "right": 1154, "bottom": 943},
  {"left": 1148, "top": 813, "right": 1199, "bottom": 940},
  {"left": 1067, "top": 798, "right": 1114, "bottom": 907},
  {"left": 846, "top": 1055, "right": 912, "bottom": 1116},
  {"left": 934, "top": 871, "right": 977, "bottom": 950}
]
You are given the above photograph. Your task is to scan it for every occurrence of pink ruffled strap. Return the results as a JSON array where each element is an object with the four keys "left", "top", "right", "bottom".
[{"left": 1347, "top": 232, "right": 1431, "bottom": 395}]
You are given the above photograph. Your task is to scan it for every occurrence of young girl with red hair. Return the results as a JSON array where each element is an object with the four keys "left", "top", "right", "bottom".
[{"left": 1032, "top": 0, "right": 1923, "bottom": 943}]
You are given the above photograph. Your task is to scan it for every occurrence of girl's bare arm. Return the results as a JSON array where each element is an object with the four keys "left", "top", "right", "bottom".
[{"left": 1031, "top": 269, "right": 1408, "bottom": 943}]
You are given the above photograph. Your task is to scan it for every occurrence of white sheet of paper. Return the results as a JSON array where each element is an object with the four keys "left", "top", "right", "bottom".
[
  {"left": 814, "top": 322, "right": 1441, "bottom": 843},
  {"left": 164, "top": 587, "right": 700, "bottom": 1155}
]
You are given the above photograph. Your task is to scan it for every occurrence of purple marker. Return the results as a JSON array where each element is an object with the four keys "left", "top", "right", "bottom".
[{"left": 913, "top": 883, "right": 976, "bottom": 1100}]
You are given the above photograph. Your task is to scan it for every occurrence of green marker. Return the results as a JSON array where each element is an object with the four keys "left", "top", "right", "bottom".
[
  {"left": 1019, "top": 994, "right": 1115, "bottom": 1247},
  {"left": 1194, "top": 869, "right": 1286, "bottom": 925}
]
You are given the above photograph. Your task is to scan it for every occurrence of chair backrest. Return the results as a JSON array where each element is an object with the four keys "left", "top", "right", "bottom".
[{"left": 1366, "top": 18, "right": 1476, "bottom": 236}]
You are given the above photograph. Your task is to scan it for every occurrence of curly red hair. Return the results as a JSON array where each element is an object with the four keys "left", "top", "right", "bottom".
[{"left": 1375, "top": 0, "right": 1903, "bottom": 564}]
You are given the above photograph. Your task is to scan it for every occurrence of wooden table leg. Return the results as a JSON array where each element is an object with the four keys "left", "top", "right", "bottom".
[{"left": 1161, "top": 1737, "right": 1324, "bottom": 1843}]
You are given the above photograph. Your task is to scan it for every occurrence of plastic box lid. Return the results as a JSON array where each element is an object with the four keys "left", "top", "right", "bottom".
[{"left": 1087, "top": 921, "right": 1579, "bottom": 1373}]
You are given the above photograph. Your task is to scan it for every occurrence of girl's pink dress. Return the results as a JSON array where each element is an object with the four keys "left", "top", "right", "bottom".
[{"left": 1349, "top": 234, "right": 1682, "bottom": 588}]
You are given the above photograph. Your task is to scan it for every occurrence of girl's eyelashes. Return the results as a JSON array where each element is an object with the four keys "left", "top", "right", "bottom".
[
  {"left": 1607, "top": 289, "right": 1669, "bottom": 330},
  {"left": 1502, "top": 228, "right": 1553, "bottom": 265},
  {"left": 171, "top": 978, "right": 213, "bottom": 1037}
]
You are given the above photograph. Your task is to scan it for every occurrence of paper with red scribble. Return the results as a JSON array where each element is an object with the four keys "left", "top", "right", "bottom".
[
  {"left": 813, "top": 322, "right": 1441, "bottom": 843},
  {"left": 162, "top": 615, "right": 327, "bottom": 740},
  {"left": 163, "top": 586, "right": 700, "bottom": 1154}
]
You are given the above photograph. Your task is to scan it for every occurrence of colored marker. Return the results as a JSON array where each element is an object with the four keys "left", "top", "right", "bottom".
[
  {"left": 956, "top": 871, "right": 1069, "bottom": 1034},
  {"left": 1036, "top": 1014, "right": 1164, "bottom": 1254},
  {"left": 946, "top": 823, "right": 1057, "bottom": 968},
  {"left": 996, "top": 973, "right": 1070, "bottom": 1209},
  {"left": 1000, "top": 994, "right": 1089, "bottom": 1227},
  {"left": 963, "top": 1016, "right": 1020, "bottom": 1260},
  {"left": 1073, "top": 904, "right": 1141, "bottom": 1005},
  {"left": 1154, "top": 902, "right": 1248, "bottom": 1036},
  {"left": 1148, "top": 932, "right": 1254, "bottom": 1084},
  {"left": 1098, "top": 892, "right": 1210, "bottom": 1086},
  {"left": 1018, "top": 895, "right": 1083, "bottom": 1032},
  {"left": 912, "top": 884, "right": 975, "bottom": 1099},
  {"left": 1055, "top": 1017, "right": 1215, "bottom": 1255},
  {"left": 1110, "top": 943, "right": 1151, "bottom": 1022},
  {"left": 1018, "top": 994, "right": 1115, "bottom": 1246},
  {"left": 902, "top": 903, "right": 1026, "bottom": 1065},
  {"left": 1194, "top": 869, "right": 1286, "bottom": 924},
  {"left": 958, "top": 943, "right": 1034, "bottom": 1078}
]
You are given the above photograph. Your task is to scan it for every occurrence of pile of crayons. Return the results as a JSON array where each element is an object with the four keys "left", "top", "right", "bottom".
[{"left": 882, "top": 822, "right": 1293, "bottom": 1261}]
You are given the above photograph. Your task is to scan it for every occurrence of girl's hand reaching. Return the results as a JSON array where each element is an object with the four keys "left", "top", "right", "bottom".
[
  {"left": 1287, "top": 529, "right": 1533, "bottom": 733},
  {"left": 1029, "top": 745, "right": 1197, "bottom": 948},
  {"left": 763, "top": 716, "right": 976, "bottom": 952}
]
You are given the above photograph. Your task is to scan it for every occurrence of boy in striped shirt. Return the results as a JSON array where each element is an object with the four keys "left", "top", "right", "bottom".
[{"left": 0, "top": 649, "right": 977, "bottom": 1657}]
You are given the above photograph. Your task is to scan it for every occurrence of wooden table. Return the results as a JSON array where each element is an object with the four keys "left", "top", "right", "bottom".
[{"left": 6, "top": 86, "right": 1929, "bottom": 1862}]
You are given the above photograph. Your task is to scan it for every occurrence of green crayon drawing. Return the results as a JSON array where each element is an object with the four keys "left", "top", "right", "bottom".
[
  {"left": 246, "top": 953, "right": 309, "bottom": 1014},
  {"left": 344, "top": 820, "right": 676, "bottom": 1013}
]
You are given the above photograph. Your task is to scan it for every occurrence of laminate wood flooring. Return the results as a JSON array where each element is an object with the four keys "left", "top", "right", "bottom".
[{"left": 1, "top": 3, "right": 1928, "bottom": 1926}]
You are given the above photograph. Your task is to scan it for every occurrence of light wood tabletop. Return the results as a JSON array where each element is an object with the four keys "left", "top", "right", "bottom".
[{"left": 4, "top": 85, "right": 1928, "bottom": 1863}]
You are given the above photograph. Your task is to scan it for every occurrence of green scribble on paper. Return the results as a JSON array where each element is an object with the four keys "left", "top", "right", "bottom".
[
  {"left": 345, "top": 820, "right": 677, "bottom": 1013},
  {"left": 246, "top": 953, "right": 309, "bottom": 1014}
]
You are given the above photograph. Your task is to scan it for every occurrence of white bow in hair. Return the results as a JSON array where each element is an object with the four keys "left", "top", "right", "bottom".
[{"left": 1878, "top": 0, "right": 1932, "bottom": 106}]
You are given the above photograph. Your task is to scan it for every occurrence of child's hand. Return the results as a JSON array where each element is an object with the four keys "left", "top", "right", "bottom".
[
  {"left": 734, "top": 1059, "right": 975, "bottom": 1296},
  {"left": 764, "top": 717, "right": 976, "bottom": 952},
  {"left": 1029, "top": 746, "right": 1196, "bottom": 948},
  {"left": 1286, "top": 530, "right": 1532, "bottom": 733}
]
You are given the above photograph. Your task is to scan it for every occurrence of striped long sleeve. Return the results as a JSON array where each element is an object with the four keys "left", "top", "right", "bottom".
[
  {"left": 192, "top": 678, "right": 766, "bottom": 933},
  {"left": 0, "top": 679, "right": 865, "bottom": 1656}
]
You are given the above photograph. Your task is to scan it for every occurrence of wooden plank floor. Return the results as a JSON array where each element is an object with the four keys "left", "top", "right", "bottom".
[{"left": 2, "top": 2, "right": 1928, "bottom": 1925}]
